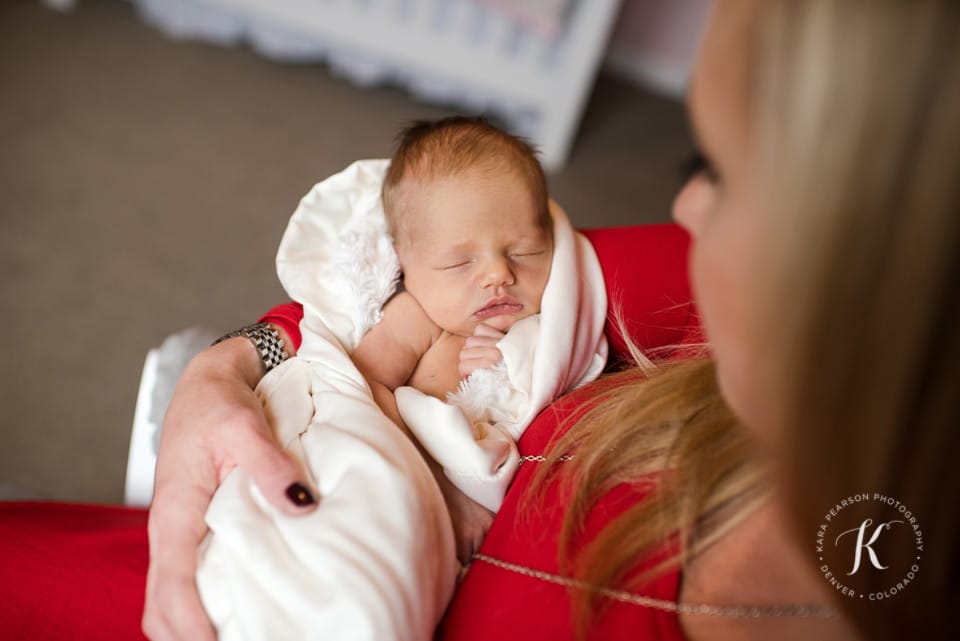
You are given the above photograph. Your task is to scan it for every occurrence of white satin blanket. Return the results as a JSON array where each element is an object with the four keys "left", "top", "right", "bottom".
[{"left": 196, "top": 159, "right": 607, "bottom": 641}]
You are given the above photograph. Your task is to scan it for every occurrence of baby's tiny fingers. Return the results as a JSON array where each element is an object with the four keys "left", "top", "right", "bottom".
[
  {"left": 460, "top": 345, "right": 502, "bottom": 361},
  {"left": 463, "top": 336, "right": 498, "bottom": 350},
  {"left": 473, "top": 323, "right": 506, "bottom": 339}
]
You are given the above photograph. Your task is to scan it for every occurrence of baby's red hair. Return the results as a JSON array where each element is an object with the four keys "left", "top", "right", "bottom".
[{"left": 381, "top": 116, "right": 550, "bottom": 242}]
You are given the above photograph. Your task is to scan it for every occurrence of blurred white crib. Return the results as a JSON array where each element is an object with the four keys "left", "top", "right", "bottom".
[{"left": 132, "top": 0, "right": 623, "bottom": 170}]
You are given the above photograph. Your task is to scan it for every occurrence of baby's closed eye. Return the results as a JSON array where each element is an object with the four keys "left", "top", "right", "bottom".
[{"left": 435, "top": 260, "right": 472, "bottom": 271}]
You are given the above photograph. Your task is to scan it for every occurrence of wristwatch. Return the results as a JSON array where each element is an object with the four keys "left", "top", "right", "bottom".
[{"left": 213, "top": 322, "right": 289, "bottom": 373}]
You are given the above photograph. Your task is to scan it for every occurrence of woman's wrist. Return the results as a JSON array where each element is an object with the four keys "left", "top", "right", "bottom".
[
  {"left": 212, "top": 322, "right": 291, "bottom": 376},
  {"left": 201, "top": 335, "right": 272, "bottom": 388}
]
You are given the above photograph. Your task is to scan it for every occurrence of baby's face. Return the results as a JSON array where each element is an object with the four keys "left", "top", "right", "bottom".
[{"left": 394, "top": 169, "right": 553, "bottom": 337}]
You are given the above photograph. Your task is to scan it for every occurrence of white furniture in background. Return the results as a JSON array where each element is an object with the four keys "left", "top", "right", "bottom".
[
  {"left": 604, "top": 0, "right": 710, "bottom": 98},
  {"left": 125, "top": 327, "right": 219, "bottom": 506},
  {"left": 132, "top": 0, "right": 623, "bottom": 170}
]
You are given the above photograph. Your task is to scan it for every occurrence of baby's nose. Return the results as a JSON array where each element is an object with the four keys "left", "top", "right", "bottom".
[{"left": 480, "top": 256, "right": 515, "bottom": 287}]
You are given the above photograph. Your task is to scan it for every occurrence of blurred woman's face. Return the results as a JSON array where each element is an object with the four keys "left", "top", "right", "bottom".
[{"left": 672, "top": 1, "right": 776, "bottom": 436}]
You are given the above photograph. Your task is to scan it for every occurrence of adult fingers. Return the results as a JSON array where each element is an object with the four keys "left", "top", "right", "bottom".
[
  {"left": 223, "top": 414, "right": 319, "bottom": 515},
  {"left": 143, "top": 572, "right": 217, "bottom": 641},
  {"left": 436, "top": 474, "right": 495, "bottom": 564},
  {"left": 144, "top": 481, "right": 219, "bottom": 641}
]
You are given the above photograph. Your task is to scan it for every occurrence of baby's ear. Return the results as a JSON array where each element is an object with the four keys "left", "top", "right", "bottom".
[{"left": 391, "top": 236, "right": 409, "bottom": 260}]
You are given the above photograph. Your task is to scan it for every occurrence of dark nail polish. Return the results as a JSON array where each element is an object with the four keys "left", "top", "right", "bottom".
[{"left": 285, "top": 482, "right": 316, "bottom": 507}]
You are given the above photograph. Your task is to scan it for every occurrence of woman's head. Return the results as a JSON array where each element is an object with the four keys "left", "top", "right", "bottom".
[
  {"left": 672, "top": 0, "right": 767, "bottom": 435},
  {"left": 676, "top": 0, "right": 960, "bottom": 635}
]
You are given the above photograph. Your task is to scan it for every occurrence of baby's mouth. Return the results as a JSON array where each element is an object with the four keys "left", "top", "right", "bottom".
[{"left": 474, "top": 298, "right": 523, "bottom": 319}]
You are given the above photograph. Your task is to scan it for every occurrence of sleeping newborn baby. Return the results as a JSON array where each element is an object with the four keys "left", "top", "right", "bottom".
[
  {"left": 353, "top": 117, "right": 553, "bottom": 451},
  {"left": 197, "top": 116, "right": 608, "bottom": 641}
]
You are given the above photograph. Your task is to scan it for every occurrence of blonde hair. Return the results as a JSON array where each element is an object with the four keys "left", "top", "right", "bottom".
[
  {"left": 528, "top": 355, "right": 765, "bottom": 636},
  {"left": 534, "top": 1, "right": 959, "bottom": 639},
  {"left": 381, "top": 116, "right": 549, "bottom": 247},
  {"left": 753, "top": 1, "right": 960, "bottom": 638}
]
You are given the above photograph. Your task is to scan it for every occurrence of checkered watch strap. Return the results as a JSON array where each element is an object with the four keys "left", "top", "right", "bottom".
[{"left": 213, "top": 322, "right": 289, "bottom": 373}]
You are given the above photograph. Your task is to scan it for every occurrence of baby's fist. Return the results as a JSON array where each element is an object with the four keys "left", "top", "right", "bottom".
[{"left": 459, "top": 323, "right": 504, "bottom": 379}]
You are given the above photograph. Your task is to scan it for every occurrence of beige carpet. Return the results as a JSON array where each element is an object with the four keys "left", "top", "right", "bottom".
[{"left": 0, "top": 0, "right": 692, "bottom": 503}]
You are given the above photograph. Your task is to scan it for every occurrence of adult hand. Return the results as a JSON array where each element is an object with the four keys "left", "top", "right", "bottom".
[
  {"left": 432, "top": 465, "right": 495, "bottom": 565},
  {"left": 142, "top": 335, "right": 317, "bottom": 641},
  {"left": 459, "top": 323, "right": 505, "bottom": 379}
]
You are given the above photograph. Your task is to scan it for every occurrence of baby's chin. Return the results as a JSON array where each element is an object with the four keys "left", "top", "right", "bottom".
[{"left": 477, "top": 311, "right": 536, "bottom": 334}]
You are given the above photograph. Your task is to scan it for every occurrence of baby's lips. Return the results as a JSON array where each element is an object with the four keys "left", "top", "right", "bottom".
[{"left": 474, "top": 301, "right": 523, "bottom": 320}]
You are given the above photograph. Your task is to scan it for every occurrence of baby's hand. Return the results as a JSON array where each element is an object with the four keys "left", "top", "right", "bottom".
[{"left": 458, "top": 323, "right": 504, "bottom": 379}]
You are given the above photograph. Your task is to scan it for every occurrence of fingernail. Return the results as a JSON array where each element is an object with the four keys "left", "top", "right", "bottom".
[{"left": 285, "top": 482, "right": 316, "bottom": 507}]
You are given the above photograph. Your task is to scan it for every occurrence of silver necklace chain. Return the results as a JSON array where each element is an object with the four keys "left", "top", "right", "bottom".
[
  {"left": 470, "top": 553, "right": 838, "bottom": 619},
  {"left": 518, "top": 454, "right": 576, "bottom": 464},
  {"left": 489, "top": 454, "right": 837, "bottom": 619}
]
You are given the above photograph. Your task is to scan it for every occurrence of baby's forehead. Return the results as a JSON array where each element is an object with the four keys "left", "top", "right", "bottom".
[
  {"left": 400, "top": 163, "right": 532, "bottom": 192},
  {"left": 403, "top": 165, "right": 542, "bottom": 212},
  {"left": 401, "top": 177, "right": 546, "bottom": 222},
  {"left": 388, "top": 164, "right": 551, "bottom": 243}
]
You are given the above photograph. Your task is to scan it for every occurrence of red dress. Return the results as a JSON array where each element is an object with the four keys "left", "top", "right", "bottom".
[
  {"left": 440, "top": 381, "right": 688, "bottom": 641},
  {"left": 0, "top": 224, "right": 696, "bottom": 641}
]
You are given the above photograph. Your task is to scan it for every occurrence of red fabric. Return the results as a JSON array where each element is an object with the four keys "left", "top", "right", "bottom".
[
  {"left": 583, "top": 224, "right": 697, "bottom": 363},
  {"left": 0, "top": 502, "right": 150, "bottom": 641},
  {"left": 441, "top": 381, "right": 686, "bottom": 641},
  {"left": 259, "top": 302, "right": 303, "bottom": 352},
  {"left": 0, "top": 223, "right": 696, "bottom": 641}
]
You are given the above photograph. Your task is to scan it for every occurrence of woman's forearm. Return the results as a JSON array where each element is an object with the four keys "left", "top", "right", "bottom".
[{"left": 143, "top": 318, "right": 313, "bottom": 641}]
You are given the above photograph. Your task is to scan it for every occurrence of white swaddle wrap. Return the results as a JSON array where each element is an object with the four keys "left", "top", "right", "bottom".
[{"left": 196, "top": 159, "right": 607, "bottom": 641}]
